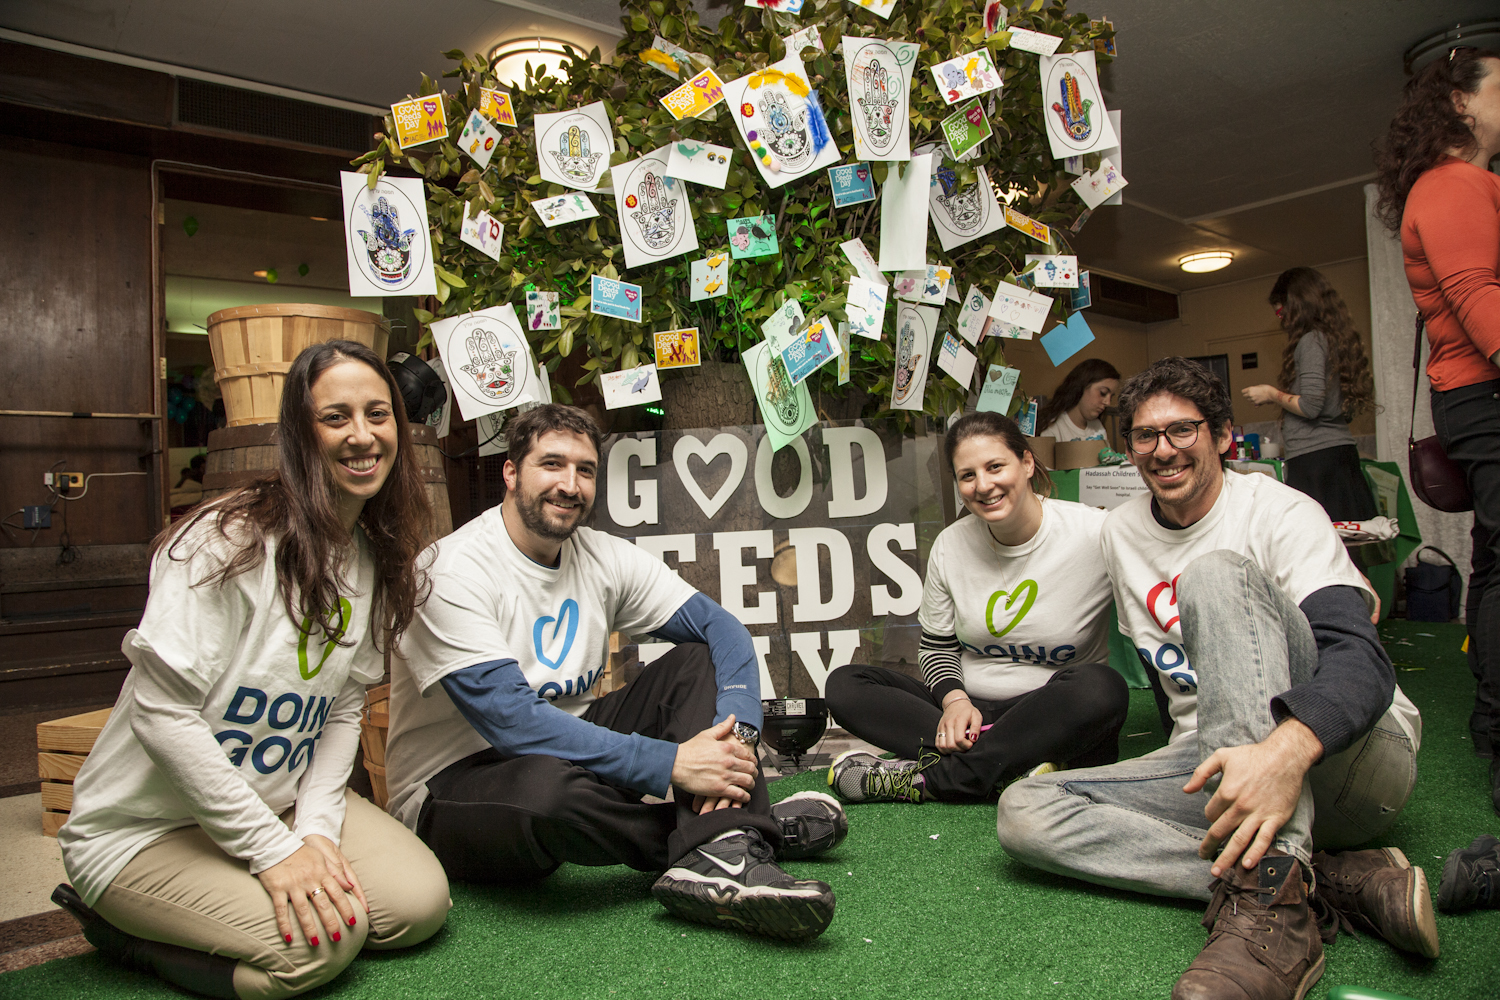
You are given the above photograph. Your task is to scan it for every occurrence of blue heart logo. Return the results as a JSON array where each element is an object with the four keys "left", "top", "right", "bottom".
[{"left": 533, "top": 599, "right": 579, "bottom": 670}]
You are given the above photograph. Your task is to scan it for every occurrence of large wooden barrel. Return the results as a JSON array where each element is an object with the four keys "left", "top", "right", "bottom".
[
  {"left": 201, "top": 424, "right": 453, "bottom": 539},
  {"left": 207, "top": 304, "right": 390, "bottom": 427}
]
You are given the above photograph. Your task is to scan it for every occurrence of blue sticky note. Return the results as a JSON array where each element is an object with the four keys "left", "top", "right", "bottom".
[{"left": 1041, "top": 312, "right": 1095, "bottom": 366}]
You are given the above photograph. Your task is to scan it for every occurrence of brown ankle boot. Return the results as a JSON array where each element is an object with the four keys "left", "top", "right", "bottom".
[
  {"left": 1311, "top": 848, "right": 1439, "bottom": 958},
  {"left": 1172, "top": 853, "right": 1325, "bottom": 1000}
]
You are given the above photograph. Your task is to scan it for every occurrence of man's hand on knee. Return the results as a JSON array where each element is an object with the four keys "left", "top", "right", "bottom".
[
  {"left": 1183, "top": 718, "right": 1323, "bottom": 877},
  {"left": 672, "top": 715, "right": 757, "bottom": 806}
]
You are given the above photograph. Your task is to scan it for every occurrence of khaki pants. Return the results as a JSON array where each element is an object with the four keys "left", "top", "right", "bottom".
[{"left": 94, "top": 791, "right": 451, "bottom": 1000}]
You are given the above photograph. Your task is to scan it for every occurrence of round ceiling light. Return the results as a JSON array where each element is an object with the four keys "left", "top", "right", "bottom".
[
  {"left": 488, "top": 37, "right": 576, "bottom": 87},
  {"left": 1178, "top": 251, "right": 1234, "bottom": 273}
]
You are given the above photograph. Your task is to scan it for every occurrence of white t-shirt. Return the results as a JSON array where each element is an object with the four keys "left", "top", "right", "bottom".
[
  {"left": 385, "top": 505, "right": 696, "bottom": 828},
  {"left": 60, "top": 514, "right": 380, "bottom": 906},
  {"left": 919, "top": 499, "right": 1113, "bottom": 701},
  {"left": 1101, "top": 471, "right": 1419, "bottom": 745},
  {"left": 1040, "top": 410, "right": 1106, "bottom": 442}
]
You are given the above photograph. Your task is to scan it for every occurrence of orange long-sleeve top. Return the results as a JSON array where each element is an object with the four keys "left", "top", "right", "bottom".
[{"left": 1402, "top": 156, "right": 1500, "bottom": 391}]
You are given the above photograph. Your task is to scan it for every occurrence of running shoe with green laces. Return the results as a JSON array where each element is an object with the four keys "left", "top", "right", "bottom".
[{"left": 827, "top": 750, "right": 927, "bottom": 803}]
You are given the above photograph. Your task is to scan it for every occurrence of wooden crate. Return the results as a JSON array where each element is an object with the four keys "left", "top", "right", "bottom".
[{"left": 37, "top": 707, "right": 111, "bottom": 837}]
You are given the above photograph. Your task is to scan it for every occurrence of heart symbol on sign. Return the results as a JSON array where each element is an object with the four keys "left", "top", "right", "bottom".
[
  {"left": 423, "top": 100, "right": 438, "bottom": 114},
  {"left": 673, "top": 433, "right": 748, "bottom": 518},
  {"left": 986, "top": 579, "right": 1038, "bottom": 639},
  {"left": 1147, "top": 575, "right": 1182, "bottom": 633},
  {"left": 856, "top": 167, "right": 869, "bottom": 181},
  {"left": 533, "top": 598, "right": 580, "bottom": 669},
  {"left": 625, "top": 289, "right": 639, "bottom": 302}
]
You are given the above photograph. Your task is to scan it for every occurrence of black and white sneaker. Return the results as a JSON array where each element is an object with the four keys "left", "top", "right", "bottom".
[
  {"left": 652, "top": 828, "right": 835, "bottom": 940},
  {"left": 772, "top": 791, "right": 849, "bottom": 859},
  {"left": 1438, "top": 834, "right": 1500, "bottom": 913}
]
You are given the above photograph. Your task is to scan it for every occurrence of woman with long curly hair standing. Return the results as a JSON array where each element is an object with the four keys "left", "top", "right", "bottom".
[
  {"left": 1376, "top": 45, "right": 1500, "bottom": 809},
  {"left": 1242, "top": 266, "right": 1376, "bottom": 521}
]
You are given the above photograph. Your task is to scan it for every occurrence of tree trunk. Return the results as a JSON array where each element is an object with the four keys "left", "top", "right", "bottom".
[{"left": 659, "top": 358, "right": 757, "bottom": 430}]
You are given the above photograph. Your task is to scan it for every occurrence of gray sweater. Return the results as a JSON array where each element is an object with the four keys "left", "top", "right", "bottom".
[{"left": 1283, "top": 331, "right": 1356, "bottom": 460}]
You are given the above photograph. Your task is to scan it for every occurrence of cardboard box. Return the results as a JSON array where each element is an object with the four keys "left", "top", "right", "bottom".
[
  {"left": 1053, "top": 439, "right": 1106, "bottom": 470},
  {"left": 1025, "top": 435, "right": 1056, "bottom": 469}
]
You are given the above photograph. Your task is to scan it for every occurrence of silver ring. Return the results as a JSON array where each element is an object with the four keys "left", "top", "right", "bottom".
[{"left": 309, "top": 887, "right": 325, "bottom": 898}]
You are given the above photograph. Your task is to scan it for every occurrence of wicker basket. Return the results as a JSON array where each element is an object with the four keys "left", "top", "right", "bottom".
[{"left": 360, "top": 684, "right": 390, "bottom": 809}]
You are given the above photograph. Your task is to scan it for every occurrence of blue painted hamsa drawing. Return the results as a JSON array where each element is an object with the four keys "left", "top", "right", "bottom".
[{"left": 356, "top": 196, "right": 416, "bottom": 285}]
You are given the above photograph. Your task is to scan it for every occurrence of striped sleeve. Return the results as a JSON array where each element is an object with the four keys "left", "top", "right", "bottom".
[{"left": 919, "top": 629, "right": 965, "bottom": 701}]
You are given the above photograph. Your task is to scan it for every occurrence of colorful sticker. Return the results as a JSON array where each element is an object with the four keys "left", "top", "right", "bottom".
[
  {"left": 428, "top": 305, "right": 541, "bottom": 420},
  {"left": 526, "top": 290, "right": 560, "bottom": 331},
  {"left": 653, "top": 328, "right": 702, "bottom": 370},
  {"left": 929, "top": 50, "right": 1002, "bottom": 106},
  {"left": 728, "top": 214, "right": 779, "bottom": 259},
  {"left": 590, "top": 275, "right": 643, "bottom": 322},
  {"left": 613, "top": 148, "right": 699, "bottom": 270},
  {"left": 601, "top": 365, "right": 663, "bottom": 409},
  {"left": 532, "top": 192, "right": 600, "bottom": 227},
  {"left": 844, "top": 37, "right": 919, "bottom": 161},
  {"left": 478, "top": 88, "right": 517, "bottom": 127},
  {"left": 390, "top": 95, "right": 447, "bottom": 148},
  {"left": 457, "top": 110, "right": 501, "bottom": 169},
  {"left": 691, "top": 252, "right": 730, "bottom": 300},
  {"left": 829, "top": 162, "right": 877, "bottom": 208},
  {"left": 534, "top": 102, "right": 614, "bottom": 192},
  {"left": 339, "top": 172, "right": 436, "bottom": 297}
]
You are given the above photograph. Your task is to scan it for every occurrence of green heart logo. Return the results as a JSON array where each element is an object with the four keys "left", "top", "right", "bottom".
[
  {"left": 986, "top": 580, "right": 1037, "bottom": 639},
  {"left": 298, "top": 597, "right": 352, "bottom": 680}
]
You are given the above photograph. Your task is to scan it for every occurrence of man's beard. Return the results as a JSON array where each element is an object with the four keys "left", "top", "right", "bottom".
[{"left": 513, "top": 482, "right": 592, "bottom": 541}]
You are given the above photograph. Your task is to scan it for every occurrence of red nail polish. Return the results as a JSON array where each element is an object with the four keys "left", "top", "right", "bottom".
[
  {"left": 311, "top": 936, "right": 319, "bottom": 946},
  {"left": 284, "top": 934, "right": 292, "bottom": 944},
  {"left": 332, "top": 932, "right": 341, "bottom": 943},
  {"left": 348, "top": 916, "right": 357, "bottom": 926}
]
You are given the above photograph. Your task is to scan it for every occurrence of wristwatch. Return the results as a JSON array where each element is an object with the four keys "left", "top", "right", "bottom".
[{"left": 732, "top": 721, "right": 760, "bottom": 749}]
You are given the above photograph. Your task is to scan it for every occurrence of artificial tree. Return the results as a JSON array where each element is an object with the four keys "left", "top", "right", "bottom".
[{"left": 354, "top": 0, "right": 1112, "bottom": 426}]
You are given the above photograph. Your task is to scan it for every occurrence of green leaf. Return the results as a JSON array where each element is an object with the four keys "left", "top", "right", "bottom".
[
  {"left": 434, "top": 266, "right": 468, "bottom": 288},
  {"left": 412, "top": 308, "right": 435, "bottom": 324}
]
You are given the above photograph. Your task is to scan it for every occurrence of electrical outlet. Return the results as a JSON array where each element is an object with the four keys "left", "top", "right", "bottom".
[
  {"left": 22, "top": 506, "right": 51, "bottom": 529},
  {"left": 62, "top": 472, "right": 83, "bottom": 489}
]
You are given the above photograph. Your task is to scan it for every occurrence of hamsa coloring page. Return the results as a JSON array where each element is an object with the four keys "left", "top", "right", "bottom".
[
  {"left": 722, "top": 53, "right": 839, "bottom": 189},
  {"left": 613, "top": 147, "right": 699, "bottom": 270},
  {"left": 928, "top": 164, "right": 1005, "bottom": 251},
  {"left": 428, "top": 305, "right": 541, "bottom": 421},
  {"left": 535, "top": 102, "right": 615, "bottom": 192},
  {"left": 1037, "top": 50, "right": 1117, "bottom": 159},
  {"left": 843, "top": 37, "right": 918, "bottom": 162},
  {"left": 340, "top": 172, "right": 436, "bottom": 297}
]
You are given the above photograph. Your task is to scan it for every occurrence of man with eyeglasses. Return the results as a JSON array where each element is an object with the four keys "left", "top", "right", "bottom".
[{"left": 997, "top": 358, "right": 1428, "bottom": 1000}]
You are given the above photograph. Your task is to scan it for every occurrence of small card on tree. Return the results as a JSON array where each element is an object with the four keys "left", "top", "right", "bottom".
[
  {"left": 665, "top": 140, "right": 733, "bottom": 188},
  {"left": 661, "top": 69, "right": 727, "bottom": 121},
  {"left": 429, "top": 305, "right": 541, "bottom": 419},
  {"left": 839, "top": 238, "right": 886, "bottom": 285},
  {"left": 476, "top": 411, "right": 506, "bottom": 457},
  {"left": 845, "top": 0, "right": 897, "bottom": 21},
  {"left": 778, "top": 316, "right": 842, "bottom": 386},
  {"left": 654, "top": 328, "right": 701, "bottom": 370},
  {"left": 878, "top": 153, "right": 933, "bottom": 271},
  {"left": 1041, "top": 311, "right": 1096, "bottom": 366},
  {"left": 956, "top": 284, "right": 990, "bottom": 345},
  {"left": 459, "top": 204, "right": 504, "bottom": 261},
  {"left": 1026, "top": 254, "right": 1079, "bottom": 288},
  {"left": 458, "top": 110, "right": 501, "bottom": 169},
  {"left": 983, "top": 0, "right": 1006, "bottom": 35},
  {"left": 535, "top": 102, "right": 613, "bottom": 192},
  {"left": 601, "top": 365, "right": 663, "bottom": 409},
  {"left": 743, "top": 341, "right": 816, "bottom": 453},
  {"left": 746, "top": 0, "right": 805, "bottom": 13},
  {"left": 977, "top": 365, "right": 1020, "bottom": 414},
  {"left": 783, "top": 26, "right": 825, "bottom": 55},
  {"left": 1071, "top": 272, "right": 1092, "bottom": 311},
  {"left": 896, "top": 264, "right": 952, "bottom": 304},
  {"left": 478, "top": 88, "right": 517, "bottom": 127},
  {"left": 691, "top": 252, "right": 729, "bottom": 300},
  {"left": 728, "top": 215, "right": 778, "bottom": 258},
  {"left": 391, "top": 95, "right": 447, "bottom": 148},
  {"left": 526, "top": 290, "right": 559, "bottom": 331},
  {"left": 1038, "top": 50, "right": 1118, "bottom": 159},
  {"left": 846, "top": 278, "right": 887, "bottom": 340},
  {"left": 829, "top": 163, "right": 877, "bottom": 207},
  {"left": 891, "top": 303, "right": 938, "bottom": 411},
  {"left": 761, "top": 300, "right": 807, "bottom": 356},
  {"left": 1006, "top": 27, "right": 1064, "bottom": 56},
  {"left": 929, "top": 50, "right": 1002, "bottom": 105},
  {"left": 1004, "top": 204, "right": 1052, "bottom": 244},
  {"left": 642, "top": 35, "right": 694, "bottom": 80},
  {"left": 989, "top": 282, "right": 1053, "bottom": 333},
  {"left": 937, "top": 331, "right": 977, "bottom": 389},
  {"left": 837, "top": 322, "right": 851, "bottom": 385},
  {"left": 1070, "top": 156, "right": 1128, "bottom": 209},
  {"left": 590, "top": 275, "right": 643, "bottom": 322},
  {"left": 940, "top": 98, "right": 993, "bottom": 160},
  {"left": 532, "top": 192, "right": 600, "bottom": 227}
]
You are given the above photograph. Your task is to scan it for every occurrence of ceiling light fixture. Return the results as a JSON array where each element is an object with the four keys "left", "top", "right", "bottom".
[
  {"left": 1178, "top": 251, "right": 1233, "bottom": 273},
  {"left": 488, "top": 37, "right": 577, "bottom": 87}
]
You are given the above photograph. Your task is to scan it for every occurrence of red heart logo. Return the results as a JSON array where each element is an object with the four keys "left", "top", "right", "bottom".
[
  {"left": 1146, "top": 575, "right": 1182, "bottom": 633},
  {"left": 856, "top": 167, "right": 869, "bottom": 181},
  {"left": 965, "top": 106, "right": 985, "bottom": 127},
  {"left": 624, "top": 289, "right": 639, "bottom": 302},
  {"left": 422, "top": 101, "right": 438, "bottom": 115}
]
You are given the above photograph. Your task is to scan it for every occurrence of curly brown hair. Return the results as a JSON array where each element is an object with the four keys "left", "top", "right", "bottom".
[
  {"left": 158, "top": 340, "right": 433, "bottom": 651},
  {"left": 1375, "top": 47, "right": 1500, "bottom": 232},
  {"left": 1268, "top": 267, "right": 1374, "bottom": 421},
  {"left": 1034, "top": 358, "right": 1121, "bottom": 434}
]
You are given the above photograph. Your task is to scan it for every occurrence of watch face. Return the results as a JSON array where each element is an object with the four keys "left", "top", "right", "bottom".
[{"left": 734, "top": 722, "right": 760, "bottom": 747}]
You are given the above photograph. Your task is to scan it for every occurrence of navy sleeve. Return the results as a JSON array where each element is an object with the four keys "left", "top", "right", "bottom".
[
  {"left": 440, "top": 659, "right": 678, "bottom": 796},
  {"left": 1272, "top": 585, "right": 1395, "bottom": 758},
  {"left": 648, "top": 592, "right": 763, "bottom": 729}
]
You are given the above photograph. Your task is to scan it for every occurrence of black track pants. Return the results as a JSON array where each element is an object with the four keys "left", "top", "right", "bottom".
[
  {"left": 416, "top": 643, "right": 779, "bottom": 883},
  {"left": 824, "top": 662, "right": 1129, "bottom": 801}
]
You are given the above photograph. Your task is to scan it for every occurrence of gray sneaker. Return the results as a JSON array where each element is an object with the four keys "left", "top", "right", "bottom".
[
  {"left": 772, "top": 791, "right": 849, "bottom": 859},
  {"left": 827, "top": 750, "right": 926, "bottom": 804}
]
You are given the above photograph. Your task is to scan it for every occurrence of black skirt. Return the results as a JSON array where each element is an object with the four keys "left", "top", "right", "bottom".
[{"left": 1283, "top": 443, "right": 1378, "bottom": 521}]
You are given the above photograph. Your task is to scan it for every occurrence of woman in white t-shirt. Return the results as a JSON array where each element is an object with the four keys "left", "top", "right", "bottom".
[
  {"left": 53, "top": 341, "right": 450, "bottom": 1000},
  {"left": 1036, "top": 358, "right": 1121, "bottom": 442},
  {"left": 825, "top": 411, "right": 1129, "bottom": 804}
]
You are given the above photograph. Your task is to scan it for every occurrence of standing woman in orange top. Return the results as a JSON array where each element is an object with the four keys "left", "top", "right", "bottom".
[{"left": 1377, "top": 46, "right": 1500, "bottom": 810}]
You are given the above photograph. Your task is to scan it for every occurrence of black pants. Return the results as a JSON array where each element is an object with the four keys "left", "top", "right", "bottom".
[
  {"left": 823, "top": 662, "right": 1129, "bottom": 801},
  {"left": 1432, "top": 379, "right": 1500, "bottom": 745},
  {"left": 416, "top": 644, "right": 779, "bottom": 884},
  {"left": 1283, "top": 443, "right": 1377, "bottom": 522}
]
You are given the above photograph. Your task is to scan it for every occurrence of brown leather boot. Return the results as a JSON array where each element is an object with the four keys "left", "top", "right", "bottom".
[
  {"left": 1311, "top": 848, "right": 1439, "bottom": 958},
  {"left": 1172, "top": 853, "right": 1325, "bottom": 1000}
]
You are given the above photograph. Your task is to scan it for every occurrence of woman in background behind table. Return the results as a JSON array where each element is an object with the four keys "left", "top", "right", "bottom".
[
  {"left": 1242, "top": 266, "right": 1376, "bottom": 521},
  {"left": 53, "top": 340, "right": 451, "bottom": 999},
  {"left": 1035, "top": 358, "right": 1121, "bottom": 442},
  {"left": 823, "top": 411, "right": 1128, "bottom": 805},
  {"left": 1376, "top": 45, "right": 1500, "bottom": 808}
]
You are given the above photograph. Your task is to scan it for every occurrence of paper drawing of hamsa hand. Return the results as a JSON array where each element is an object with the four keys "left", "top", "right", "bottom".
[
  {"left": 356, "top": 196, "right": 416, "bottom": 284},
  {"left": 759, "top": 92, "right": 810, "bottom": 169},
  {"left": 549, "top": 124, "right": 603, "bottom": 185},
  {"left": 460, "top": 328, "right": 519, "bottom": 403},
  {"left": 936, "top": 182, "right": 985, "bottom": 234},
  {"left": 893, "top": 315, "right": 922, "bottom": 403},
  {"left": 1050, "top": 72, "right": 1093, "bottom": 142},
  {"left": 629, "top": 172, "right": 678, "bottom": 250},
  {"left": 857, "top": 61, "right": 899, "bottom": 150},
  {"left": 764, "top": 355, "right": 801, "bottom": 426}
]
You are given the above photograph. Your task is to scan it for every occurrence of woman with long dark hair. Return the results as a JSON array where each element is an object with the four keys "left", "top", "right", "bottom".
[
  {"left": 1036, "top": 358, "right": 1121, "bottom": 443},
  {"left": 1376, "top": 45, "right": 1500, "bottom": 808},
  {"left": 1242, "top": 266, "right": 1376, "bottom": 520},
  {"left": 53, "top": 340, "right": 451, "bottom": 998}
]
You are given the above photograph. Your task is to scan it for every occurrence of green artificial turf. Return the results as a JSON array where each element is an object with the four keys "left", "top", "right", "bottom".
[{"left": 3, "top": 620, "right": 1496, "bottom": 1000}]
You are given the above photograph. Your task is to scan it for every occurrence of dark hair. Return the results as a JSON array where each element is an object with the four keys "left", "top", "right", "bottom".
[
  {"left": 1375, "top": 48, "right": 1499, "bottom": 232},
  {"left": 944, "top": 410, "right": 1053, "bottom": 497},
  {"left": 1268, "top": 267, "right": 1374, "bottom": 420},
  {"left": 1116, "top": 357, "right": 1234, "bottom": 443},
  {"left": 157, "top": 340, "right": 433, "bottom": 650},
  {"left": 1034, "top": 358, "right": 1121, "bottom": 433},
  {"left": 504, "top": 403, "right": 605, "bottom": 468}
]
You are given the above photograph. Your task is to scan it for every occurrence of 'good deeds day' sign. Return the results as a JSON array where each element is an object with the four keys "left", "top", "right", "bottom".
[{"left": 595, "top": 420, "right": 948, "bottom": 699}]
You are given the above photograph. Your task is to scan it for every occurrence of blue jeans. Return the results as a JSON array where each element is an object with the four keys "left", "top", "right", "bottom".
[{"left": 996, "top": 550, "right": 1417, "bottom": 901}]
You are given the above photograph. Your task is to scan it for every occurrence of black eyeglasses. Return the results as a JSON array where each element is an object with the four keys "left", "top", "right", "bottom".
[{"left": 1127, "top": 419, "right": 1207, "bottom": 455}]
